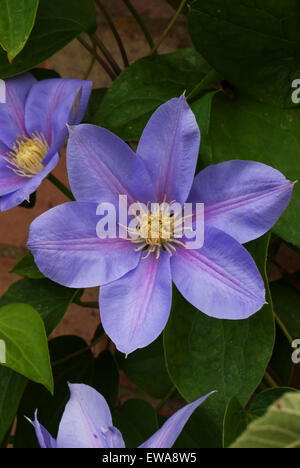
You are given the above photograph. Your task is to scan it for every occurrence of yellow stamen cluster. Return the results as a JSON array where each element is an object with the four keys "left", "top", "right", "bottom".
[
  {"left": 123, "top": 197, "right": 187, "bottom": 260},
  {"left": 3, "top": 132, "right": 49, "bottom": 178}
]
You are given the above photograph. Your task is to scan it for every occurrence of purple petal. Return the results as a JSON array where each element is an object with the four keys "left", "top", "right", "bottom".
[
  {"left": 189, "top": 160, "right": 294, "bottom": 244},
  {"left": 28, "top": 201, "right": 140, "bottom": 287},
  {"left": 0, "top": 156, "right": 26, "bottom": 196},
  {"left": 171, "top": 226, "right": 265, "bottom": 320},
  {"left": 139, "top": 393, "right": 213, "bottom": 448},
  {"left": 0, "top": 73, "right": 36, "bottom": 148},
  {"left": 137, "top": 95, "right": 200, "bottom": 204},
  {"left": 0, "top": 153, "right": 59, "bottom": 211},
  {"left": 100, "top": 251, "right": 172, "bottom": 355},
  {"left": 57, "top": 384, "right": 125, "bottom": 448},
  {"left": 67, "top": 124, "right": 154, "bottom": 205},
  {"left": 33, "top": 411, "right": 57, "bottom": 448},
  {"left": 25, "top": 79, "right": 92, "bottom": 163},
  {"left": 0, "top": 139, "right": 10, "bottom": 154}
]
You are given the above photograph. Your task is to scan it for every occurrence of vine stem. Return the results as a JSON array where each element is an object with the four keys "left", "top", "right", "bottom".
[
  {"left": 94, "top": 0, "right": 129, "bottom": 67},
  {"left": 84, "top": 41, "right": 97, "bottom": 79},
  {"left": 52, "top": 334, "right": 105, "bottom": 367},
  {"left": 150, "top": 0, "right": 187, "bottom": 55},
  {"left": 121, "top": 0, "right": 155, "bottom": 50},
  {"left": 47, "top": 173, "right": 75, "bottom": 201},
  {"left": 186, "top": 69, "right": 222, "bottom": 102},
  {"left": 274, "top": 312, "right": 293, "bottom": 345},
  {"left": 156, "top": 386, "right": 177, "bottom": 413},
  {"left": 91, "top": 34, "right": 122, "bottom": 76},
  {"left": 77, "top": 36, "right": 117, "bottom": 81},
  {"left": 264, "top": 371, "right": 278, "bottom": 388}
]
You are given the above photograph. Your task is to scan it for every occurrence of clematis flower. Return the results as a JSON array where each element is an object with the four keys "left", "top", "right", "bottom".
[
  {"left": 28, "top": 96, "right": 294, "bottom": 354},
  {"left": 0, "top": 73, "right": 92, "bottom": 210},
  {"left": 31, "top": 383, "right": 213, "bottom": 448}
]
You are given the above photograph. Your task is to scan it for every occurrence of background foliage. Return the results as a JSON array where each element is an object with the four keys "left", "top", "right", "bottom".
[{"left": 0, "top": 0, "right": 299, "bottom": 449}]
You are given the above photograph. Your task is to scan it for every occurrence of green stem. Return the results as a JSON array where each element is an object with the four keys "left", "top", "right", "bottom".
[
  {"left": 94, "top": 0, "right": 129, "bottom": 67},
  {"left": 52, "top": 334, "right": 105, "bottom": 367},
  {"left": 77, "top": 36, "right": 117, "bottom": 81},
  {"left": 84, "top": 42, "right": 97, "bottom": 79},
  {"left": 156, "top": 386, "right": 177, "bottom": 413},
  {"left": 47, "top": 173, "right": 75, "bottom": 201},
  {"left": 264, "top": 371, "right": 278, "bottom": 388},
  {"left": 122, "top": 0, "right": 155, "bottom": 50},
  {"left": 91, "top": 34, "right": 122, "bottom": 76},
  {"left": 275, "top": 312, "right": 293, "bottom": 345},
  {"left": 150, "top": 0, "right": 187, "bottom": 54},
  {"left": 186, "top": 69, "right": 222, "bottom": 102}
]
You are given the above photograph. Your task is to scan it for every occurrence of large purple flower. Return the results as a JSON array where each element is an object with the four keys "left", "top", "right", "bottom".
[
  {"left": 31, "top": 383, "right": 213, "bottom": 448},
  {"left": 0, "top": 73, "right": 92, "bottom": 210},
  {"left": 28, "top": 96, "right": 294, "bottom": 354}
]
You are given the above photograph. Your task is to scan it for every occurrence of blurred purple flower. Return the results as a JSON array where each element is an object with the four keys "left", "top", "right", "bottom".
[
  {"left": 0, "top": 73, "right": 92, "bottom": 210},
  {"left": 28, "top": 96, "right": 294, "bottom": 354},
  {"left": 31, "top": 383, "right": 213, "bottom": 448}
]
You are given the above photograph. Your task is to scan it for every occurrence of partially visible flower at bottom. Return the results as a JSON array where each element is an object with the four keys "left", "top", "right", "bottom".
[{"left": 30, "top": 383, "right": 213, "bottom": 448}]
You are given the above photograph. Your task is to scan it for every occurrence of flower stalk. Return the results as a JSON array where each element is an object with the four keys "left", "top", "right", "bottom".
[
  {"left": 47, "top": 173, "right": 75, "bottom": 201},
  {"left": 150, "top": 0, "right": 187, "bottom": 55},
  {"left": 122, "top": 0, "right": 155, "bottom": 50},
  {"left": 94, "top": 0, "right": 129, "bottom": 67},
  {"left": 77, "top": 36, "right": 117, "bottom": 81}
]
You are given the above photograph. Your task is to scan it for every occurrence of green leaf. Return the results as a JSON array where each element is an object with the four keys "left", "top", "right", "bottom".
[
  {"left": 116, "top": 335, "right": 173, "bottom": 399},
  {"left": 223, "top": 397, "right": 247, "bottom": 448},
  {"left": 188, "top": 0, "right": 300, "bottom": 107},
  {"left": 0, "top": 0, "right": 96, "bottom": 78},
  {"left": 31, "top": 67, "right": 60, "bottom": 81},
  {"left": 0, "top": 0, "right": 39, "bottom": 61},
  {"left": 164, "top": 234, "right": 275, "bottom": 424},
  {"left": 249, "top": 387, "right": 297, "bottom": 420},
  {"left": 271, "top": 274, "right": 300, "bottom": 341},
  {"left": 95, "top": 48, "right": 211, "bottom": 140},
  {"left": 93, "top": 350, "right": 119, "bottom": 409},
  {"left": 174, "top": 405, "right": 222, "bottom": 448},
  {"left": 0, "top": 278, "right": 77, "bottom": 335},
  {"left": 210, "top": 93, "right": 300, "bottom": 249},
  {"left": 114, "top": 399, "right": 158, "bottom": 448},
  {"left": 231, "top": 391, "right": 300, "bottom": 448},
  {"left": 190, "top": 90, "right": 217, "bottom": 170},
  {"left": 10, "top": 252, "right": 44, "bottom": 279},
  {"left": 0, "top": 366, "right": 27, "bottom": 444},
  {"left": 0, "top": 303, "right": 53, "bottom": 392},
  {"left": 14, "top": 335, "right": 94, "bottom": 448},
  {"left": 269, "top": 325, "right": 294, "bottom": 386},
  {"left": 0, "top": 285, "right": 76, "bottom": 445},
  {"left": 83, "top": 88, "right": 107, "bottom": 124}
]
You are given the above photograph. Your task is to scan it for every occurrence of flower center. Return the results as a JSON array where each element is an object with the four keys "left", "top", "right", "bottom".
[
  {"left": 124, "top": 197, "right": 187, "bottom": 260},
  {"left": 3, "top": 132, "right": 49, "bottom": 178}
]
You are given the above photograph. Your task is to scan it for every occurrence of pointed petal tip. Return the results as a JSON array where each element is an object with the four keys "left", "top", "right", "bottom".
[{"left": 25, "top": 415, "right": 34, "bottom": 426}]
